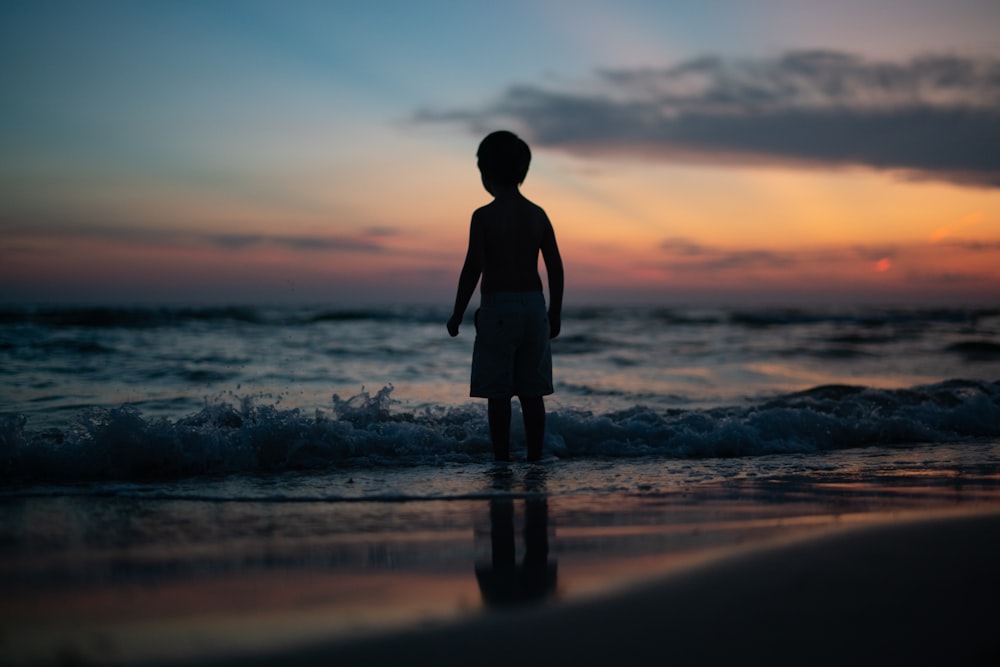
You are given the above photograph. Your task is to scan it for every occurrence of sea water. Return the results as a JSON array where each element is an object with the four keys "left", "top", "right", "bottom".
[
  {"left": 2, "top": 304, "right": 1000, "bottom": 662},
  {"left": 2, "top": 304, "right": 999, "bottom": 476}
]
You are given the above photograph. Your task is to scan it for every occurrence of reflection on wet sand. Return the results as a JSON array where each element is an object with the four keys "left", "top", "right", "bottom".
[{"left": 476, "top": 467, "right": 557, "bottom": 607}]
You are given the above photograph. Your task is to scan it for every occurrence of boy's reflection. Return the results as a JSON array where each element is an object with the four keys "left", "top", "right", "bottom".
[{"left": 475, "top": 467, "right": 558, "bottom": 607}]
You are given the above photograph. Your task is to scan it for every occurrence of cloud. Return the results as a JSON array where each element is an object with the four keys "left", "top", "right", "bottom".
[
  {"left": 659, "top": 237, "right": 711, "bottom": 257},
  {"left": 943, "top": 239, "right": 1000, "bottom": 251},
  {"left": 362, "top": 226, "right": 400, "bottom": 237},
  {"left": 660, "top": 238, "right": 797, "bottom": 271},
  {"left": 417, "top": 50, "right": 1000, "bottom": 187},
  {"left": 205, "top": 234, "right": 383, "bottom": 252},
  {"left": 903, "top": 270, "right": 994, "bottom": 285},
  {"left": 2, "top": 224, "right": 387, "bottom": 254},
  {"left": 851, "top": 245, "right": 898, "bottom": 262},
  {"left": 658, "top": 238, "right": 906, "bottom": 275}
]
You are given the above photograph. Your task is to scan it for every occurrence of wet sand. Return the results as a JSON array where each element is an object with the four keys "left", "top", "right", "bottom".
[
  {"left": 5, "top": 465, "right": 999, "bottom": 667},
  {"left": 170, "top": 509, "right": 1000, "bottom": 667}
]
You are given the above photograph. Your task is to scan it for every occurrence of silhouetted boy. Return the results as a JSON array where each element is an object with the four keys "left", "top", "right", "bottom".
[{"left": 447, "top": 131, "right": 564, "bottom": 462}]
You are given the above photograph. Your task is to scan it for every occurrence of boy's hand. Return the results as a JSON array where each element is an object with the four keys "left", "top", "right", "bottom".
[
  {"left": 446, "top": 314, "right": 461, "bottom": 337},
  {"left": 548, "top": 312, "right": 561, "bottom": 339}
]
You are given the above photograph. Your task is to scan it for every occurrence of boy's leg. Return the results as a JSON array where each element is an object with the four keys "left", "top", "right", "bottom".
[
  {"left": 487, "top": 397, "right": 512, "bottom": 461},
  {"left": 519, "top": 396, "right": 545, "bottom": 462}
]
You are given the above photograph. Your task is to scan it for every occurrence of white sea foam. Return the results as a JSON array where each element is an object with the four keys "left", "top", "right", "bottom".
[{"left": 2, "top": 380, "right": 998, "bottom": 481}]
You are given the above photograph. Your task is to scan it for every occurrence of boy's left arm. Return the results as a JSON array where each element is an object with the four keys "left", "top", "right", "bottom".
[{"left": 541, "top": 222, "right": 564, "bottom": 339}]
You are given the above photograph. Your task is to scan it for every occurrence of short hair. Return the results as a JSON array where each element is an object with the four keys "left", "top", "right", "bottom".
[{"left": 477, "top": 131, "right": 531, "bottom": 186}]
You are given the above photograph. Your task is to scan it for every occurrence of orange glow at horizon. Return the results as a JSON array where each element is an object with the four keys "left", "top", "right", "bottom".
[{"left": 3, "top": 156, "right": 999, "bottom": 305}]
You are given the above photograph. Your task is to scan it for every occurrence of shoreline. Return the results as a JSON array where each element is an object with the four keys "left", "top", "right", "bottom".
[{"left": 159, "top": 507, "right": 1000, "bottom": 667}]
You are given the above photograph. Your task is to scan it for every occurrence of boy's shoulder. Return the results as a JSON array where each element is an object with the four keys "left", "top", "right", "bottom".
[
  {"left": 516, "top": 194, "right": 546, "bottom": 214},
  {"left": 472, "top": 196, "right": 548, "bottom": 220}
]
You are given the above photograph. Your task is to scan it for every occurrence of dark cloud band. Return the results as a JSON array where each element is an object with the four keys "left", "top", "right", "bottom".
[{"left": 418, "top": 51, "right": 1000, "bottom": 187}]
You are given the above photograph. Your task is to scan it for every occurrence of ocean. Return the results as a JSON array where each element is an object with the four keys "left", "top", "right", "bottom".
[{"left": 2, "top": 303, "right": 1000, "bottom": 664}]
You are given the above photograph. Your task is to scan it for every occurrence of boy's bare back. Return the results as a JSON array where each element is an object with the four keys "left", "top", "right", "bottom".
[
  {"left": 474, "top": 193, "right": 557, "bottom": 295},
  {"left": 448, "top": 184, "right": 562, "bottom": 340}
]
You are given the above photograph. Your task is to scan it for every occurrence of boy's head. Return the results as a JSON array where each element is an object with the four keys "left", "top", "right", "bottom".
[{"left": 477, "top": 131, "right": 531, "bottom": 186}]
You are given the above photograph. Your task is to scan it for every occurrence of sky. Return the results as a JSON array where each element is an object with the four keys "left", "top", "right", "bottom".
[{"left": 2, "top": 0, "right": 999, "bottom": 306}]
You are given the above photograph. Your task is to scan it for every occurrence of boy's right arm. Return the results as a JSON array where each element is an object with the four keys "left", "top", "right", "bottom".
[{"left": 447, "top": 216, "right": 485, "bottom": 337}]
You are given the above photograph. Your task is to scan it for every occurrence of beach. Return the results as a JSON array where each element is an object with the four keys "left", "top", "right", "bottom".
[{"left": 3, "top": 452, "right": 1000, "bottom": 666}]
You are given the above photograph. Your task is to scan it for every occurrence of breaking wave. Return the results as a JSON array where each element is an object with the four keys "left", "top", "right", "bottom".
[{"left": 2, "top": 380, "right": 998, "bottom": 482}]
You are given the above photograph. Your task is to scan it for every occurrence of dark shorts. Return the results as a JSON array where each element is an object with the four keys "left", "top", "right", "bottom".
[{"left": 471, "top": 292, "right": 553, "bottom": 399}]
